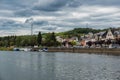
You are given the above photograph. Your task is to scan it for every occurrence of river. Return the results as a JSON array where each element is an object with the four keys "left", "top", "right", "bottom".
[{"left": 0, "top": 51, "right": 120, "bottom": 80}]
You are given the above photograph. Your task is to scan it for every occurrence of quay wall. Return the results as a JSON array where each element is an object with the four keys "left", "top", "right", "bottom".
[{"left": 48, "top": 48, "right": 120, "bottom": 55}]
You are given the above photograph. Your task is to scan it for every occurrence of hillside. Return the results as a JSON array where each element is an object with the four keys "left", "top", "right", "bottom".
[{"left": 56, "top": 28, "right": 108, "bottom": 38}]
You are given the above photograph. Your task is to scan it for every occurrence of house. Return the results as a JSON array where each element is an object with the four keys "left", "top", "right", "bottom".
[
  {"left": 56, "top": 36, "right": 63, "bottom": 42},
  {"left": 114, "top": 30, "right": 120, "bottom": 39},
  {"left": 80, "top": 40, "right": 86, "bottom": 46},
  {"left": 103, "top": 29, "right": 114, "bottom": 40},
  {"left": 95, "top": 29, "right": 115, "bottom": 41},
  {"left": 70, "top": 36, "right": 79, "bottom": 42},
  {"left": 80, "top": 32, "right": 96, "bottom": 47},
  {"left": 62, "top": 40, "right": 73, "bottom": 48},
  {"left": 88, "top": 32, "right": 94, "bottom": 38},
  {"left": 79, "top": 28, "right": 120, "bottom": 48}
]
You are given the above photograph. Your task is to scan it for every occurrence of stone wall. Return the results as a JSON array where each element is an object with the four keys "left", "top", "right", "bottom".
[{"left": 48, "top": 48, "right": 120, "bottom": 55}]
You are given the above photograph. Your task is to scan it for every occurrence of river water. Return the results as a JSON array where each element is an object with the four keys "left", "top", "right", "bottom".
[{"left": 0, "top": 51, "right": 120, "bottom": 80}]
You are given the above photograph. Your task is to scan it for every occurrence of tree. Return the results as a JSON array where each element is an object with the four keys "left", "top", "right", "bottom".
[
  {"left": 16, "top": 37, "right": 22, "bottom": 47},
  {"left": 37, "top": 32, "right": 42, "bottom": 46},
  {"left": 50, "top": 32, "right": 58, "bottom": 46},
  {"left": 42, "top": 32, "right": 60, "bottom": 47},
  {"left": 51, "top": 32, "right": 56, "bottom": 42},
  {"left": 71, "top": 40, "right": 77, "bottom": 46}
]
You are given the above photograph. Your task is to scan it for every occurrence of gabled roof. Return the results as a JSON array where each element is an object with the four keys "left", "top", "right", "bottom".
[
  {"left": 102, "top": 31, "right": 107, "bottom": 38},
  {"left": 114, "top": 31, "right": 120, "bottom": 35},
  {"left": 102, "top": 29, "right": 114, "bottom": 38},
  {"left": 96, "top": 31, "right": 106, "bottom": 37}
]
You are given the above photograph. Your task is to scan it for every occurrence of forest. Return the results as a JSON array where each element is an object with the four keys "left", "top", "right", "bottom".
[{"left": 0, "top": 32, "right": 60, "bottom": 47}]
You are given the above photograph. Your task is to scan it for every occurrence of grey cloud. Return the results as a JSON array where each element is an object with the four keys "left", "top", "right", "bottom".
[
  {"left": 0, "top": 0, "right": 35, "bottom": 10},
  {"left": 66, "top": 0, "right": 82, "bottom": 7},
  {"left": 0, "top": 19, "right": 24, "bottom": 30},
  {"left": 13, "top": 0, "right": 120, "bottom": 17},
  {"left": 41, "top": 26, "right": 57, "bottom": 30},
  {"left": 14, "top": 9, "right": 38, "bottom": 17},
  {"left": 32, "top": 0, "right": 71, "bottom": 11},
  {"left": 32, "top": 0, "right": 120, "bottom": 12},
  {"left": 1, "top": 0, "right": 120, "bottom": 36},
  {"left": 72, "top": 0, "right": 120, "bottom": 6},
  {"left": 33, "top": 21, "right": 48, "bottom": 26},
  {"left": 1, "top": 0, "right": 120, "bottom": 11}
]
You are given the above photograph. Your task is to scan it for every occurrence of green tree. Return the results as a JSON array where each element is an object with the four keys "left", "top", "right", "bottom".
[
  {"left": 51, "top": 32, "right": 56, "bottom": 42},
  {"left": 37, "top": 32, "right": 42, "bottom": 46},
  {"left": 71, "top": 40, "right": 77, "bottom": 46},
  {"left": 16, "top": 37, "right": 22, "bottom": 47},
  {"left": 30, "top": 36, "right": 37, "bottom": 46},
  {"left": 43, "top": 32, "right": 60, "bottom": 47}
]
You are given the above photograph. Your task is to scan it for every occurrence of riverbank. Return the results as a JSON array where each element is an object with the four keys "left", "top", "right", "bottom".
[
  {"left": 0, "top": 47, "right": 120, "bottom": 55},
  {"left": 0, "top": 47, "right": 13, "bottom": 51},
  {"left": 48, "top": 48, "right": 120, "bottom": 55}
]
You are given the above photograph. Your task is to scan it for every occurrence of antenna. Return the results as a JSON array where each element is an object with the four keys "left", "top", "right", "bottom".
[
  {"left": 86, "top": 23, "right": 88, "bottom": 28},
  {"left": 25, "top": 18, "right": 34, "bottom": 35},
  {"left": 31, "top": 22, "right": 33, "bottom": 35}
]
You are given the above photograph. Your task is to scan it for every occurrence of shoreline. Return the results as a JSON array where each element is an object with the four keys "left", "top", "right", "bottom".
[
  {"left": 0, "top": 47, "right": 13, "bottom": 51},
  {"left": 48, "top": 47, "right": 120, "bottom": 55},
  {"left": 0, "top": 47, "right": 120, "bottom": 55}
]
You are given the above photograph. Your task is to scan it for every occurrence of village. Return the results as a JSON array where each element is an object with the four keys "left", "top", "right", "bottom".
[
  {"left": 1, "top": 28, "right": 120, "bottom": 51},
  {"left": 56, "top": 28, "right": 120, "bottom": 48}
]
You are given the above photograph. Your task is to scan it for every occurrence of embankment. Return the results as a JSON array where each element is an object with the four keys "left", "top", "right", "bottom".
[
  {"left": 0, "top": 47, "right": 13, "bottom": 51},
  {"left": 48, "top": 48, "right": 120, "bottom": 55}
]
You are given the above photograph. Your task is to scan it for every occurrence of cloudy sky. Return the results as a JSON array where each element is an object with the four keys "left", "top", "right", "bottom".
[{"left": 0, "top": 0, "right": 120, "bottom": 36}]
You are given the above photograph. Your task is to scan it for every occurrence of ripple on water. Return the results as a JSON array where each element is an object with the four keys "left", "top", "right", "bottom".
[{"left": 0, "top": 52, "right": 120, "bottom": 80}]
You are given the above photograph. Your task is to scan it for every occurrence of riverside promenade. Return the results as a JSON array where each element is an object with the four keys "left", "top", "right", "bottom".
[{"left": 48, "top": 47, "right": 120, "bottom": 55}]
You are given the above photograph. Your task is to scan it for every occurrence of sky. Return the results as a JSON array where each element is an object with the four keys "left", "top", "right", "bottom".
[{"left": 0, "top": 0, "right": 120, "bottom": 36}]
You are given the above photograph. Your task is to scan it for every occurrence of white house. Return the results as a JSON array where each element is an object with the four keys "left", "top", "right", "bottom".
[
  {"left": 56, "top": 36, "right": 64, "bottom": 42},
  {"left": 105, "top": 29, "right": 114, "bottom": 40}
]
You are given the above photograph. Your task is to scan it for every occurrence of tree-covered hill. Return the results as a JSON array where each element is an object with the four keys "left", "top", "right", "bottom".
[{"left": 56, "top": 28, "right": 108, "bottom": 38}]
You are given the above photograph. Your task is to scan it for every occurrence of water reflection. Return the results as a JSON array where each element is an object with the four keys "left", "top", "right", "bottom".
[{"left": 0, "top": 51, "right": 120, "bottom": 80}]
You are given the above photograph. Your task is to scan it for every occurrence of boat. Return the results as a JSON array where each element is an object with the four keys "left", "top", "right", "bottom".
[
  {"left": 13, "top": 48, "right": 20, "bottom": 51},
  {"left": 42, "top": 48, "right": 48, "bottom": 52}
]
